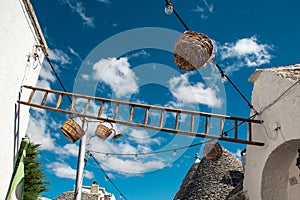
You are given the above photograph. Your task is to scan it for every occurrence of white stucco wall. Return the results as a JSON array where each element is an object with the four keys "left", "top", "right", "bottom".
[
  {"left": 244, "top": 68, "right": 300, "bottom": 200},
  {"left": 287, "top": 153, "right": 300, "bottom": 199},
  {"left": 0, "top": 0, "right": 46, "bottom": 198}
]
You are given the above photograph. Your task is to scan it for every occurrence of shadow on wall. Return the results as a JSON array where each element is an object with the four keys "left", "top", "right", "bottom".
[{"left": 261, "top": 139, "right": 300, "bottom": 200}]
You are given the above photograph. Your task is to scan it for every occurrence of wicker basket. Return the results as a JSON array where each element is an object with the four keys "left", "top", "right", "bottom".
[
  {"left": 95, "top": 124, "right": 113, "bottom": 140},
  {"left": 203, "top": 141, "right": 223, "bottom": 162},
  {"left": 60, "top": 118, "right": 85, "bottom": 143},
  {"left": 174, "top": 30, "right": 213, "bottom": 71}
]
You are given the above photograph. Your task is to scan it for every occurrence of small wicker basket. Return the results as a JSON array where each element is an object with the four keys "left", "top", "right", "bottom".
[
  {"left": 203, "top": 141, "right": 223, "bottom": 162},
  {"left": 95, "top": 124, "right": 113, "bottom": 140},
  {"left": 174, "top": 30, "right": 213, "bottom": 71},
  {"left": 60, "top": 118, "right": 85, "bottom": 143}
]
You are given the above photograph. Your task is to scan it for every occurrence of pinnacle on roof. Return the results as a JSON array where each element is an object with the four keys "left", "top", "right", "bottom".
[{"left": 174, "top": 147, "right": 244, "bottom": 200}]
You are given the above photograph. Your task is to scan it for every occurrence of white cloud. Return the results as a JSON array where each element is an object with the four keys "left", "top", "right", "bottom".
[
  {"left": 202, "top": 0, "right": 214, "bottom": 13},
  {"left": 80, "top": 73, "right": 90, "bottom": 81},
  {"left": 168, "top": 73, "right": 222, "bottom": 108},
  {"left": 49, "top": 48, "right": 71, "bottom": 65},
  {"left": 47, "top": 162, "right": 94, "bottom": 179},
  {"left": 57, "top": 143, "right": 79, "bottom": 157},
  {"left": 62, "top": 0, "right": 95, "bottom": 27},
  {"left": 100, "top": 156, "right": 166, "bottom": 175},
  {"left": 68, "top": 47, "right": 82, "bottom": 62},
  {"left": 27, "top": 112, "right": 57, "bottom": 151},
  {"left": 87, "top": 126, "right": 168, "bottom": 175},
  {"left": 92, "top": 57, "right": 139, "bottom": 98},
  {"left": 128, "top": 129, "right": 161, "bottom": 146},
  {"left": 97, "top": 0, "right": 110, "bottom": 4},
  {"left": 193, "top": 0, "right": 213, "bottom": 17},
  {"left": 233, "top": 149, "right": 242, "bottom": 160},
  {"left": 31, "top": 79, "right": 56, "bottom": 104},
  {"left": 192, "top": 6, "right": 205, "bottom": 13},
  {"left": 39, "top": 66, "right": 56, "bottom": 83},
  {"left": 217, "top": 36, "right": 273, "bottom": 72},
  {"left": 128, "top": 50, "right": 150, "bottom": 59}
]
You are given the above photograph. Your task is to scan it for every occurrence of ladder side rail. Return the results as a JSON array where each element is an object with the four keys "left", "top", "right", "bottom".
[
  {"left": 21, "top": 85, "right": 262, "bottom": 124},
  {"left": 17, "top": 100, "right": 265, "bottom": 146}
]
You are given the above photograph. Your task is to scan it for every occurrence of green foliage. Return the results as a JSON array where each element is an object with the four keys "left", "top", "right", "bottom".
[{"left": 22, "top": 142, "right": 49, "bottom": 200}]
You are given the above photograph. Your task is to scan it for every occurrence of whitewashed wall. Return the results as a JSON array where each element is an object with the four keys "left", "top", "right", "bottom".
[
  {"left": 244, "top": 67, "right": 300, "bottom": 200},
  {"left": 0, "top": 0, "right": 45, "bottom": 198}
]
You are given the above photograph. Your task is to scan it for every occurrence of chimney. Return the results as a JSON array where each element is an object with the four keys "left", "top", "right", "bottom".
[{"left": 90, "top": 180, "right": 99, "bottom": 194}]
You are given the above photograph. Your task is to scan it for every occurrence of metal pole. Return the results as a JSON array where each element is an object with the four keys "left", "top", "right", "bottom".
[{"left": 74, "top": 119, "right": 87, "bottom": 200}]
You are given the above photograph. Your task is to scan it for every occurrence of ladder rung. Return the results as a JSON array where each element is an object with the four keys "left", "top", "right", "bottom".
[
  {"left": 205, "top": 116, "right": 210, "bottom": 134},
  {"left": 28, "top": 89, "right": 36, "bottom": 103},
  {"left": 55, "top": 94, "right": 62, "bottom": 109},
  {"left": 129, "top": 105, "right": 134, "bottom": 123},
  {"left": 248, "top": 122, "right": 252, "bottom": 141},
  {"left": 113, "top": 103, "right": 119, "bottom": 120},
  {"left": 159, "top": 110, "right": 164, "bottom": 128},
  {"left": 144, "top": 108, "right": 149, "bottom": 125},
  {"left": 41, "top": 92, "right": 48, "bottom": 105},
  {"left": 190, "top": 114, "right": 194, "bottom": 132},
  {"left": 220, "top": 118, "right": 224, "bottom": 137},
  {"left": 84, "top": 99, "right": 90, "bottom": 115},
  {"left": 175, "top": 112, "right": 180, "bottom": 130},
  {"left": 69, "top": 96, "right": 76, "bottom": 112},
  {"left": 234, "top": 120, "right": 238, "bottom": 139},
  {"left": 98, "top": 101, "right": 104, "bottom": 118}
]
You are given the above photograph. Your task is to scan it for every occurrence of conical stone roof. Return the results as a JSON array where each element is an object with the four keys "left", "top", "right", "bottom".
[{"left": 174, "top": 148, "right": 244, "bottom": 200}]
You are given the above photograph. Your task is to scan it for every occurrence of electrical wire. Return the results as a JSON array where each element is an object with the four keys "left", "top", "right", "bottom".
[
  {"left": 163, "top": 1, "right": 260, "bottom": 137},
  {"left": 222, "top": 113, "right": 258, "bottom": 137},
  {"left": 89, "top": 140, "right": 211, "bottom": 157},
  {"left": 211, "top": 60, "right": 259, "bottom": 115},
  {"left": 259, "top": 79, "right": 300, "bottom": 114},
  {"left": 89, "top": 153, "right": 128, "bottom": 200},
  {"left": 45, "top": 56, "right": 72, "bottom": 103},
  {"left": 164, "top": 0, "right": 189, "bottom": 31}
]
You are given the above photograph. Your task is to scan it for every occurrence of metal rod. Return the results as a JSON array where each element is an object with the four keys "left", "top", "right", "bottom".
[{"left": 74, "top": 119, "right": 87, "bottom": 200}]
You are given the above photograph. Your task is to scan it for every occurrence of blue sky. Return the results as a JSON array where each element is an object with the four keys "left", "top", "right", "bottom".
[{"left": 27, "top": 0, "right": 300, "bottom": 199}]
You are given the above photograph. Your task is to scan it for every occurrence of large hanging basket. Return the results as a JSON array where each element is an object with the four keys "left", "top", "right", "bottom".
[
  {"left": 203, "top": 141, "right": 223, "bottom": 162},
  {"left": 95, "top": 124, "right": 114, "bottom": 140},
  {"left": 60, "top": 118, "right": 85, "bottom": 143},
  {"left": 174, "top": 30, "right": 213, "bottom": 71}
]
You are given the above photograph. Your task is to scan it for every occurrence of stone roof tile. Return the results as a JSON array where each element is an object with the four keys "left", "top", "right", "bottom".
[{"left": 173, "top": 148, "right": 243, "bottom": 200}]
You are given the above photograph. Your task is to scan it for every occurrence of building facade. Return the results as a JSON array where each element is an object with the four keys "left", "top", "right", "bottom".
[
  {"left": 244, "top": 64, "right": 300, "bottom": 200},
  {"left": 0, "top": 0, "right": 47, "bottom": 198}
]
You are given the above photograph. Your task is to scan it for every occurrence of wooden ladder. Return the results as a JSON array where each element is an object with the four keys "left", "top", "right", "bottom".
[{"left": 18, "top": 85, "right": 264, "bottom": 146}]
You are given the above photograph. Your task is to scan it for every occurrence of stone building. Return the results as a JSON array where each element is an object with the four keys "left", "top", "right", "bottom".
[
  {"left": 174, "top": 147, "right": 244, "bottom": 200},
  {"left": 0, "top": 0, "right": 48, "bottom": 198},
  {"left": 244, "top": 63, "right": 300, "bottom": 200},
  {"left": 55, "top": 181, "right": 116, "bottom": 200},
  {"left": 174, "top": 63, "right": 300, "bottom": 200}
]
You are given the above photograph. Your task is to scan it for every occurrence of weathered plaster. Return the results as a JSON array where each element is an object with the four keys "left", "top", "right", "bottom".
[
  {"left": 0, "top": 0, "right": 46, "bottom": 198},
  {"left": 244, "top": 65, "right": 300, "bottom": 200}
]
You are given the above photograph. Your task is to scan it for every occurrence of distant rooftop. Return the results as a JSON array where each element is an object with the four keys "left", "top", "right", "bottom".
[
  {"left": 249, "top": 63, "right": 300, "bottom": 83},
  {"left": 55, "top": 181, "right": 115, "bottom": 200}
]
